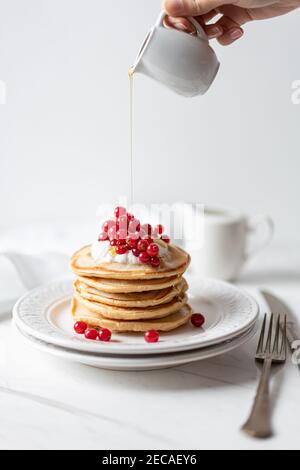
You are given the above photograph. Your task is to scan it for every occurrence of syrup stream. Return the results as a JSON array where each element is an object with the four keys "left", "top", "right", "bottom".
[{"left": 128, "top": 68, "right": 134, "bottom": 206}]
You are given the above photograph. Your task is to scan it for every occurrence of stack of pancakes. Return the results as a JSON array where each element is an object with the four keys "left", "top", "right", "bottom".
[{"left": 70, "top": 244, "right": 191, "bottom": 332}]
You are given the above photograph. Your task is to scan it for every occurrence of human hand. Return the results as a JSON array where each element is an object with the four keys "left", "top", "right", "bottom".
[{"left": 163, "top": 0, "right": 300, "bottom": 45}]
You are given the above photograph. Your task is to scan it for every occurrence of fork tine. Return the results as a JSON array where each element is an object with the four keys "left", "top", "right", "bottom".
[
  {"left": 265, "top": 313, "right": 274, "bottom": 354},
  {"left": 256, "top": 314, "right": 267, "bottom": 355},
  {"left": 272, "top": 314, "right": 280, "bottom": 355},
  {"left": 280, "top": 314, "right": 287, "bottom": 358}
]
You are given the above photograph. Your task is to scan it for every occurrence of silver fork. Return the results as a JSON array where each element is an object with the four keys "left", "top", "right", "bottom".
[{"left": 242, "top": 313, "right": 287, "bottom": 438}]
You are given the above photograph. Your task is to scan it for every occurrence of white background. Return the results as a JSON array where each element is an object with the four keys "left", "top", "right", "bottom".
[
  {"left": 0, "top": 0, "right": 299, "bottom": 245},
  {"left": 1, "top": 1, "right": 300, "bottom": 451}
]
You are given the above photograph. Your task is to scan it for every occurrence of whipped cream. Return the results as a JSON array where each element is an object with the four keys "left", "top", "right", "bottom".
[{"left": 91, "top": 239, "right": 169, "bottom": 265}]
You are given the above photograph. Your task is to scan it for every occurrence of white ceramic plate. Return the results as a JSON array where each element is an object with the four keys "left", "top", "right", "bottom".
[
  {"left": 15, "top": 322, "right": 258, "bottom": 371},
  {"left": 13, "top": 278, "right": 259, "bottom": 356}
]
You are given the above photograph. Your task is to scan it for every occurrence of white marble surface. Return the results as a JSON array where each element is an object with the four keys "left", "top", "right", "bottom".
[{"left": 1, "top": 240, "right": 300, "bottom": 450}]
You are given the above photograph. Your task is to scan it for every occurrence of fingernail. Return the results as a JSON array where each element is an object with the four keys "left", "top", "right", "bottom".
[
  {"left": 229, "top": 28, "right": 243, "bottom": 40},
  {"left": 207, "top": 27, "right": 222, "bottom": 38}
]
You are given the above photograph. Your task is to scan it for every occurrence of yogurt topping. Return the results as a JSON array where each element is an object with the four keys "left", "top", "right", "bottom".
[{"left": 91, "top": 239, "right": 169, "bottom": 265}]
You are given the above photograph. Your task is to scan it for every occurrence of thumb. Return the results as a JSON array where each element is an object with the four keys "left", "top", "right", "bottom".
[{"left": 163, "top": 0, "right": 231, "bottom": 16}]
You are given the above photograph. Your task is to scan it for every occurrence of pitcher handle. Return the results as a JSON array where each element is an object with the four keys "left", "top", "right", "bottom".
[
  {"left": 245, "top": 215, "right": 274, "bottom": 260},
  {"left": 156, "top": 11, "right": 208, "bottom": 42}
]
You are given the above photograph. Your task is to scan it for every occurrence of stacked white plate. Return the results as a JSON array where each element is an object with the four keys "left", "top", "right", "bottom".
[{"left": 13, "top": 278, "right": 259, "bottom": 371}]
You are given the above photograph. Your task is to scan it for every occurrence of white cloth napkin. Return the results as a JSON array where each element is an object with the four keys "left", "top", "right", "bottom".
[
  {"left": 0, "top": 219, "right": 97, "bottom": 315},
  {"left": 0, "top": 252, "right": 71, "bottom": 315}
]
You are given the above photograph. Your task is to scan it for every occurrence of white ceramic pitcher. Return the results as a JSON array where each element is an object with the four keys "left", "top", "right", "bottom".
[{"left": 131, "top": 11, "right": 220, "bottom": 97}]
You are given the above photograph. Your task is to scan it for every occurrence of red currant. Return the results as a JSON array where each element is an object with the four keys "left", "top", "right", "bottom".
[
  {"left": 154, "top": 224, "right": 164, "bottom": 235},
  {"left": 191, "top": 313, "right": 205, "bottom": 328},
  {"left": 150, "top": 256, "right": 160, "bottom": 268},
  {"left": 110, "top": 239, "right": 117, "bottom": 246},
  {"left": 147, "top": 243, "right": 159, "bottom": 257},
  {"left": 116, "top": 229, "right": 127, "bottom": 241},
  {"left": 141, "top": 223, "right": 152, "bottom": 236},
  {"left": 132, "top": 248, "right": 140, "bottom": 257},
  {"left": 116, "top": 239, "right": 126, "bottom": 246},
  {"left": 137, "top": 239, "right": 149, "bottom": 252},
  {"left": 161, "top": 234, "right": 170, "bottom": 244},
  {"left": 118, "top": 215, "right": 128, "bottom": 231},
  {"left": 128, "top": 219, "right": 140, "bottom": 233},
  {"left": 126, "top": 235, "right": 139, "bottom": 248},
  {"left": 144, "top": 330, "right": 159, "bottom": 343},
  {"left": 102, "top": 220, "right": 115, "bottom": 233},
  {"left": 108, "top": 226, "right": 117, "bottom": 239},
  {"left": 127, "top": 213, "right": 134, "bottom": 222},
  {"left": 84, "top": 328, "right": 98, "bottom": 340},
  {"left": 114, "top": 206, "right": 126, "bottom": 218},
  {"left": 98, "top": 232, "right": 109, "bottom": 242},
  {"left": 74, "top": 321, "right": 87, "bottom": 334},
  {"left": 98, "top": 328, "right": 112, "bottom": 342},
  {"left": 116, "top": 245, "right": 128, "bottom": 255},
  {"left": 141, "top": 235, "right": 153, "bottom": 243},
  {"left": 139, "top": 252, "right": 150, "bottom": 264}
]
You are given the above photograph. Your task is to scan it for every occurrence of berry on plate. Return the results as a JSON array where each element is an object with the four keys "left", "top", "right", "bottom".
[
  {"left": 144, "top": 330, "right": 159, "bottom": 343},
  {"left": 84, "top": 328, "right": 99, "bottom": 340},
  {"left": 98, "top": 328, "right": 112, "bottom": 342},
  {"left": 74, "top": 321, "right": 87, "bottom": 334},
  {"left": 191, "top": 313, "right": 205, "bottom": 328}
]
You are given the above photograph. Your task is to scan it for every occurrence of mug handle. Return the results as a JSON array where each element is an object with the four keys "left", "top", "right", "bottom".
[
  {"left": 245, "top": 215, "right": 274, "bottom": 260},
  {"left": 156, "top": 11, "right": 208, "bottom": 42}
]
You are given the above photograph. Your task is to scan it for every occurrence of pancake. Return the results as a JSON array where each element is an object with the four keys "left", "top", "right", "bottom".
[
  {"left": 72, "top": 291, "right": 188, "bottom": 321},
  {"left": 76, "top": 274, "right": 183, "bottom": 293},
  {"left": 71, "top": 296, "right": 192, "bottom": 332},
  {"left": 70, "top": 244, "right": 190, "bottom": 280},
  {"left": 74, "top": 278, "right": 188, "bottom": 308}
]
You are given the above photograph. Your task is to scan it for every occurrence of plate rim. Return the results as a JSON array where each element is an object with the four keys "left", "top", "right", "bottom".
[
  {"left": 15, "top": 322, "right": 258, "bottom": 370},
  {"left": 13, "top": 278, "right": 259, "bottom": 355}
]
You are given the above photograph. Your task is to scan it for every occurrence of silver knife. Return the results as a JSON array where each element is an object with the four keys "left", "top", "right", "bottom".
[{"left": 262, "top": 291, "right": 300, "bottom": 368}]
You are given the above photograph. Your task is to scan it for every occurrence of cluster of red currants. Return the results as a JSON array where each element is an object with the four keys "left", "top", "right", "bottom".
[
  {"left": 74, "top": 321, "right": 111, "bottom": 342},
  {"left": 98, "top": 206, "right": 171, "bottom": 268},
  {"left": 74, "top": 315, "right": 205, "bottom": 343},
  {"left": 74, "top": 321, "right": 160, "bottom": 343}
]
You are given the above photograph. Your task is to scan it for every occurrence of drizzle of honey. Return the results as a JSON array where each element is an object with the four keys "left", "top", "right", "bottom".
[
  {"left": 109, "top": 246, "right": 116, "bottom": 257},
  {"left": 128, "top": 68, "right": 134, "bottom": 205}
]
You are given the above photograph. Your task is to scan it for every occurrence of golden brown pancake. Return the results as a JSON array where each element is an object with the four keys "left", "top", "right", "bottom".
[
  {"left": 71, "top": 296, "right": 192, "bottom": 332},
  {"left": 74, "top": 278, "right": 188, "bottom": 308},
  {"left": 70, "top": 244, "right": 190, "bottom": 280},
  {"left": 73, "top": 291, "right": 188, "bottom": 321},
  {"left": 76, "top": 274, "right": 183, "bottom": 293}
]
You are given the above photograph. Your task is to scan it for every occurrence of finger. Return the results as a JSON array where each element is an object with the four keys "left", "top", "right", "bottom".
[
  {"left": 163, "top": 0, "right": 231, "bottom": 17},
  {"left": 164, "top": 15, "right": 197, "bottom": 34},
  {"left": 213, "top": 15, "right": 244, "bottom": 45},
  {"left": 216, "top": 5, "right": 252, "bottom": 25},
  {"left": 205, "top": 6, "right": 252, "bottom": 45},
  {"left": 197, "top": 10, "right": 219, "bottom": 23},
  {"left": 217, "top": 26, "right": 244, "bottom": 45},
  {"left": 165, "top": 15, "right": 223, "bottom": 39},
  {"left": 203, "top": 23, "right": 223, "bottom": 39},
  {"left": 194, "top": 12, "right": 224, "bottom": 38}
]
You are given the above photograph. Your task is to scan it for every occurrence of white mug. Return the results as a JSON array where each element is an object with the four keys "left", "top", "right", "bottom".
[
  {"left": 131, "top": 11, "right": 220, "bottom": 97},
  {"left": 175, "top": 205, "right": 274, "bottom": 281}
]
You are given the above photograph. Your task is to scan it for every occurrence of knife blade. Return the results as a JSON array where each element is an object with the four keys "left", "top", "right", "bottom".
[{"left": 262, "top": 290, "right": 300, "bottom": 365}]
